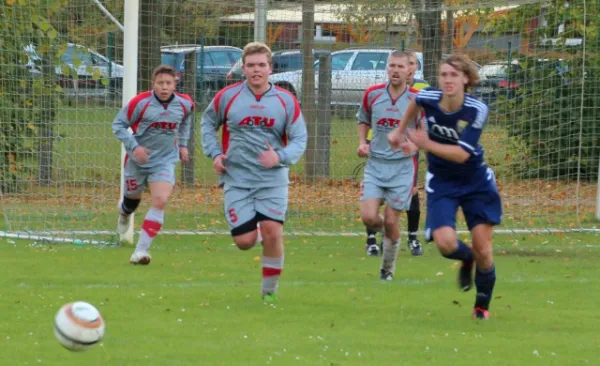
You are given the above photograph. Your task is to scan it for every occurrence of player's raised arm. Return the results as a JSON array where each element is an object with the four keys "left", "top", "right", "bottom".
[
  {"left": 388, "top": 99, "right": 421, "bottom": 150},
  {"left": 457, "top": 99, "right": 488, "bottom": 156},
  {"left": 178, "top": 108, "right": 193, "bottom": 150},
  {"left": 276, "top": 98, "right": 307, "bottom": 165},
  {"left": 200, "top": 97, "right": 224, "bottom": 160},
  {"left": 398, "top": 99, "right": 421, "bottom": 135},
  {"left": 356, "top": 89, "right": 372, "bottom": 156},
  {"left": 112, "top": 100, "right": 141, "bottom": 153}
]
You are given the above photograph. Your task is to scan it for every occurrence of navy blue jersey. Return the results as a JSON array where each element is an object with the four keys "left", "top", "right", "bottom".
[{"left": 415, "top": 89, "right": 489, "bottom": 179}]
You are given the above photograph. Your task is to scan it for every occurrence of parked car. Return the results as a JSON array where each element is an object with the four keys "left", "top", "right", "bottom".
[
  {"left": 25, "top": 43, "right": 124, "bottom": 97},
  {"left": 160, "top": 45, "right": 242, "bottom": 103},
  {"left": 473, "top": 60, "right": 522, "bottom": 107},
  {"left": 226, "top": 49, "right": 331, "bottom": 84},
  {"left": 268, "top": 48, "right": 425, "bottom": 106}
]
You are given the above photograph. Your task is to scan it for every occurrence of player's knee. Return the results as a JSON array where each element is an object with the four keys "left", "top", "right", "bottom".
[
  {"left": 259, "top": 224, "right": 280, "bottom": 243},
  {"left": 361, "top": 213, "right": 380, "bottom": 228},
  {"left": 151, "top": 196, "right": 169, "bottom": 210},
  {"left": 383, "top": 215, "right": 397, "bottom": 231},
  {"left": 234, "top": 237, "right": 256, "bottom": 251},
  {"left": 473, "top": 244, "right": 493, "bottom": 261},
  {"left": 433, "top": 232, "right": 457, "bottom": 254}
]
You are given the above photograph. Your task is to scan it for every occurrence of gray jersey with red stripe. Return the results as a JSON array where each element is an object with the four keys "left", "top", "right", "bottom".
[
  {"left": 201, "top": 81, "right": 307, "bottom": 188},
  {"left": 112, "top": 91, "right": 194, "bottom": 168},
  {"left": 356, "top": 83, "right": 419, "bottom": 160}
]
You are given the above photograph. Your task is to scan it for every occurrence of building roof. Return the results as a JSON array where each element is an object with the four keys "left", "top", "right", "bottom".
[
  {"left": 221, "top": 3, "right": 411, "bottom": 24},
  {"left": 221, "top": 2, "right": 525, "bottom": 25}
]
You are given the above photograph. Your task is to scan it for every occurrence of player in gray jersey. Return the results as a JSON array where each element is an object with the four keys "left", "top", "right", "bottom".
[
  {"left": 112, "top": 65, "right": 194, "bottom": 265},
  {"left": 201, "top": 42, "right": 307, "bottom": 302},
  {"left": 356, "top": 51, "right": 420, "bottom": 281}
]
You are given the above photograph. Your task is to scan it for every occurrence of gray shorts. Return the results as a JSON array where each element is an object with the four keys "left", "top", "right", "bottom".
[
  {"left": 123, "top": 157, "right": 176, "bottom": 196},
  {"left": 360, "top": 156, "right": 416, "bottom": 211},
  {"left": 223, "top": 184, "right": 288, "bottom": 230}
]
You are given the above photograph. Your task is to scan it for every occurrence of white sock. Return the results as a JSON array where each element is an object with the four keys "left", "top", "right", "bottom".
[
  {"left": 135, "top": 207, "right": 164, "bottom": 253},
  {"left": 381, "top": 236, "right": 399, "bottom": 274}
]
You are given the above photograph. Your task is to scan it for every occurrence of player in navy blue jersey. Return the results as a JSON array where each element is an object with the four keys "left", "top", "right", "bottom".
[{"left": 388, "top": 54, "right": 502, "bottom": 320}]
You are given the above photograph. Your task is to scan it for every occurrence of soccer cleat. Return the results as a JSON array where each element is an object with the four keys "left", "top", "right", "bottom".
[
  {"left": 407, "top": 239, "right": 424, "bottom": 256},
  {"left": 117, "top": 213, "right": 131, "bottom": 236},
  {"left": 459, "top": 260, "right": 474, "bottom": 291},
  {"left": 366, "top": 244, "right": 380, "bottom": 256},
  {"left": 472, "top": 307, "right": 490, "bottom": 320},
  {"left": 129, "top": 251, "right": 151, "bottom": 265},
  {"left": 262, "top": 292, "right": 277, "bottom": 303},
  {"left": 380, "top": 268, "right": 393, "bottom": 281}
]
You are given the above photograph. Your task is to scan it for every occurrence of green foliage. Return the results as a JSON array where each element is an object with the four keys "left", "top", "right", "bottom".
[
  {"left": 0, "top": 1, "right": 61, "bottom": 192},
  {"left": 497, "top": 54, "right": 600, "bottom": 181}
]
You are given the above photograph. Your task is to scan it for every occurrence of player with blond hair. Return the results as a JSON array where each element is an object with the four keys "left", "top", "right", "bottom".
[
  {"left": 201, "top": 42, "right": 307, "bottom": 302},
  {"left": 389, "top": 54, "right": 502, "bottom": 320}
]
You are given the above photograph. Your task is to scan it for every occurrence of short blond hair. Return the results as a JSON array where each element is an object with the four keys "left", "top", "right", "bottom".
[
  {"left": 152, "top": 64, "right": 177, "bottom": 81},
  {"left": 441, "top": 54, "right": 480, "bottom": 89},
  {"left": 242, "top": 41, "right": 272, "bottom": 65}
]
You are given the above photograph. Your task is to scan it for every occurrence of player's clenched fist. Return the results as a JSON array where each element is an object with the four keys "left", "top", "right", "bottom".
[
  {"left": 133, "top": 146, "right": 150, "bottom": 164},
  {"left": 356, "top": 143, "right": 370, "bottom": 158},
  {"left": 179, "top": 147, "right": 189, "bottom": 163},
  {"left": 213, "top": 154, "right": 228, "bottom": 175},
  {"left": 387, "top": 130, "right": 403, "bottom": 151}
]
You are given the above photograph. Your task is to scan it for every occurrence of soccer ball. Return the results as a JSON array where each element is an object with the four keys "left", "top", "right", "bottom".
[{"left": 53, "top": 301, "right": 105, "bottom": 351}]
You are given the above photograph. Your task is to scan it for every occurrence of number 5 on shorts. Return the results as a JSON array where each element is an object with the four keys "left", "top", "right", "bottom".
[{"left": 228, "top": 208, "right": 238, "bottom": 223}]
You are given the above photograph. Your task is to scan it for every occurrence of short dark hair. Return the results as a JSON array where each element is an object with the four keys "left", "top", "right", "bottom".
[
  {"left": 389, "top": 50, "right": 411, "bottom": 60},
  {"left": 152, "top": 64, "right": 177, "bottom": 81}
]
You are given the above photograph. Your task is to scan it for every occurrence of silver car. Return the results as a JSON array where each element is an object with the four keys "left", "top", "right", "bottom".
[{"left": 269, "top": 48, "right": 424, "bottom": 106}]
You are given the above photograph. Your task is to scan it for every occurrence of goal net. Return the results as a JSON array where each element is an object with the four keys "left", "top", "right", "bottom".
[{"left": 0, "top": 0, "right": 598, "bottom": 244}]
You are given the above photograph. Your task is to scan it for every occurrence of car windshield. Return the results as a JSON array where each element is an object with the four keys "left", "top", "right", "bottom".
[{"left": 161, "top": 53, "right": 181, "bottom": 70}]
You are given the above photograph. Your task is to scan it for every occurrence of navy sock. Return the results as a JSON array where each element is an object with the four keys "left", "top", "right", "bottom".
[
  {"left": 366, "top": 228, "right": 377, "bottom": 245},
  {"left": 442, "top": 240, "right": 474, "bottom": 262},
  {"left": 474, "top": 264, "right": 496, "bottom": 310}
]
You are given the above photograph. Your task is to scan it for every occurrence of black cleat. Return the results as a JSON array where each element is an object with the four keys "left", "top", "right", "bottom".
[
  {"left": 459, "top": 260, "right": 474, "bottom": 292},
  {"left": 407, "top": 239, "right": 424, "bottom": 256},
  {"left": 472, "top": 307, "right": 490, "bottom": 320},
  {"left": 366, "top": 244, "right": 380, "bottom": 256},
  {"left": 380, "top": 269, "right": 393, "bottom": 281}
]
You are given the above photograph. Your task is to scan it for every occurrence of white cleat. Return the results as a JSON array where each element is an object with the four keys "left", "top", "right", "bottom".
[
  {"left": 129, "top": 251, "right": 151, "bottom": 265},
  {"left": 117, "top": 214, "right": 131, "bottom": 236}
]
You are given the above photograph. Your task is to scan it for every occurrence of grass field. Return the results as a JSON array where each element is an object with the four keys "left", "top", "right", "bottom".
[{"left": 0, "top": 233, "right": 599, "bottom": 365}]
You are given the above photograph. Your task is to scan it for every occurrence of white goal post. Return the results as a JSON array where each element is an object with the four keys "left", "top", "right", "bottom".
[{"left": 117, "top": 0, "right": 139, "bottom": 244}]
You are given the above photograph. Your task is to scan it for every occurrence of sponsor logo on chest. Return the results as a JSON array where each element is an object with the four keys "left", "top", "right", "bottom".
[{"left": 238, "top": 115, "right": 276, "bottom": 128}]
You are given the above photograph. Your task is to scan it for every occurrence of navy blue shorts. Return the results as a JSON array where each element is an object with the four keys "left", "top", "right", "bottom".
[{"left": 424, "top": 168, "right": 502, "bottom": 241}]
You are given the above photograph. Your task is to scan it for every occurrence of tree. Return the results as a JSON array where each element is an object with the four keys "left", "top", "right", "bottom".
[
  {"left": 411, "top": 0, "right": 442, "bottom": 86},
  {"left": 337, "top": 0, "right": 413, "bottom": 46},
  {"left": 138, "top": 0, "right": 164, "bottom": 92},
  {"left": 0, "top": 0, "right": 63, "bottom": 191},
  {"left": 489, "top": 1, "right": 600, "bottom": 181}
]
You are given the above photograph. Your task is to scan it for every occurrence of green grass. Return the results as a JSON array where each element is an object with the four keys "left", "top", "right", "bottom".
[{"left": 0, "top": 233, "right": 599, "bottom": 365}]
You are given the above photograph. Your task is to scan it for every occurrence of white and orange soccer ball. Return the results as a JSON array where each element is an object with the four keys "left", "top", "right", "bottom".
[{"left": 53, "top": 301, "right": 105, "bottom": 351}]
